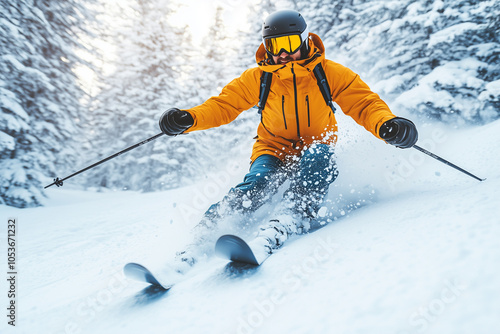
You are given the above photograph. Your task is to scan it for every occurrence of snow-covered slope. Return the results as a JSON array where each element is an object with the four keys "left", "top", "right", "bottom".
[{"left": 2, "top": 119, "right": 499, "bottom": 334}]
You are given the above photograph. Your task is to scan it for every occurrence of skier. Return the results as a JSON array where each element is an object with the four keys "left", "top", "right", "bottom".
[{"left": 159, "top": 10, "right": 418, "bottom": 271}]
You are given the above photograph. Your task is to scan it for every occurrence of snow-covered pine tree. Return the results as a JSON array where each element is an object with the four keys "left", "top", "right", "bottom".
[
  {"left": 86, "top": 0, "right": 209, "bottom": 192},
  {"left": 287, "top": 0, "right": 339, "bottom": 39},
  {"left": 236, "top": 0, "right": 278, "bottom": 72},
  {"left": 390, "top": 0, "right": 500, "bottom": 124},
  {"left": 0, "top": 0, "right": 96, "bottom": 207},
  {"left": 191, "top": 6, "right": 235, "bottom": 96},
  {"left": 185, "top": 5, "right": 259, "bottom": 169}
]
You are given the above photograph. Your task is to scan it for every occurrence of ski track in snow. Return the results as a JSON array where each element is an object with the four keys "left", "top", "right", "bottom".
[{"left": 1, "top": 120, "right": 500, "bottom": 334}]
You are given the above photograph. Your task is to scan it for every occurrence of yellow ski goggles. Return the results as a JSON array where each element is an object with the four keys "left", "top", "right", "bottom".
[
  {"left": 264, "top": 34, "right": 302, "bottom": 56},
  {"left": 264, "top": 29, "right": 309, "bottom": 56}
]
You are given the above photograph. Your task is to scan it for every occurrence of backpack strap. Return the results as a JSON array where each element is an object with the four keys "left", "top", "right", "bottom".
[
  {"left": 312, "top": 63, "right": 336, "bottom": 114},
  {"left": 257, "top": 71, "right": 273, "bottom": 114}
]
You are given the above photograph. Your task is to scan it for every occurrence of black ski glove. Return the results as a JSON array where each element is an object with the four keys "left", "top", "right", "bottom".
[
  {"left": 379, "top": 117, "right": 418, "bottom": 149},
  {"left": 159, "top": 108, "right": 194, "bottom": 136}
]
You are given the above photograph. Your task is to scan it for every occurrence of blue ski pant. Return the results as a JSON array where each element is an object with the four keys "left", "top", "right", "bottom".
[{"left": 203, "top": 144, "right": 338, "bottom": 222}]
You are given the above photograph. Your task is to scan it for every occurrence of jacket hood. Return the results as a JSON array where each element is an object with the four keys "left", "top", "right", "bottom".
[{"left": 256, "top": 33, "right": 326, "bottom": 76}]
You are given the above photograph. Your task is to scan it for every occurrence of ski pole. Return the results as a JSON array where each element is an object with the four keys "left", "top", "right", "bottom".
[
  {"left": 44, "top": 132, "right": 165, "bottom": 189},
  {"left": 413, "top": 144, "right": 485, "bottom": 182}
]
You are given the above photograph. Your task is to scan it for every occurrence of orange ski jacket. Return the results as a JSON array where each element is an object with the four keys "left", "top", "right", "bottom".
[{"left": 185, "top": 33, "right": 396, "bottom": 162}]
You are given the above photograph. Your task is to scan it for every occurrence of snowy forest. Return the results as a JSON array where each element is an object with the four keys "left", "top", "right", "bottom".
[{"left": 1, "top": 0, "right": 499, "bottom": 208}]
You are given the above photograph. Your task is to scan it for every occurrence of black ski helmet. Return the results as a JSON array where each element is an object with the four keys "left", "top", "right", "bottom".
[{"left": 262, "top": 9, "right": 309, "bottom": 56}]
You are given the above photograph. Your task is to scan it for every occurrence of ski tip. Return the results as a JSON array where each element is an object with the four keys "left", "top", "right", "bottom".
[
  {"left": 124, "top": 262, "right": 171, "bottom": 290},
  {"left": 215, "top": 235, "right": 260, "bottom": 266}
]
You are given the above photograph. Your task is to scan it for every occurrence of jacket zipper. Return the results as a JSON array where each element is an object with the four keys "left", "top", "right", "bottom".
[
  {"left": 291, "top": 66, "right": 301, "bottom": 138},
  {"left": 306, "top": 95, "right": 310, "bottom": 127},
  {"left": 281, "top": 95, "right": 287, "bottom": 129}
]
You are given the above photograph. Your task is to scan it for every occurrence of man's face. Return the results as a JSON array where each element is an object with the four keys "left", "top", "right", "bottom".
[{"left": 272, "top": 49, "right": 302, "bottom": 65}]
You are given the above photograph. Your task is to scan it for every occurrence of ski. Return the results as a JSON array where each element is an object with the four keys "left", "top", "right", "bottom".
[
  {"left": 215, "top": 234, "right": 267, "bottom": 266},
  {"left": 123, "top": 262, "right": 172, "bottom": 290}
]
